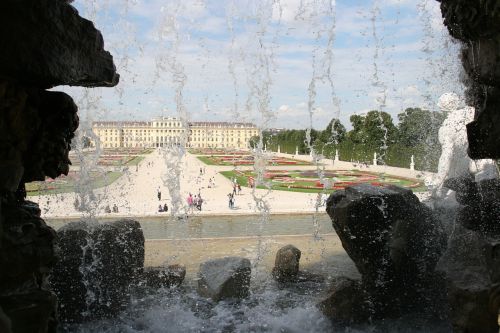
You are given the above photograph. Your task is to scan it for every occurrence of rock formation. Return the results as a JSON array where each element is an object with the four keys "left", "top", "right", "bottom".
[
  {"left": 197, "top": 257, "right": 251, "bottom": 302},
  {"left": 272, "top": 244, "right": 301, "bottom": 283},
  {"left": 0, "top": 1, "right": 118, "bottom": 332},
  {"left": 436, "top": 177, "right": 500, "bottom": 332},
  {"left": 51, "top": 219, "right": 144, "bottom": 323},
  {"left": 323, "top": 184, "right": 448, "bottom": 322},
  {"left": 435, "top": 2, "right": 500, "bottom": 330},
  {"left": 142, "top": 264, "right": 186, "bottom": 289},
  {"left": 437, "top": 0, "right": 500, "bottom": 159}
]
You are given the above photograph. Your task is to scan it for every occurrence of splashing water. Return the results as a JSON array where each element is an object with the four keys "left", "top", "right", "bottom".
[{"left": 40, "top": 1, "right": 477, "bottom": 331}]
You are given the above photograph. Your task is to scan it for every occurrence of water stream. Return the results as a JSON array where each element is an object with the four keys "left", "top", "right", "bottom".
[{"left": 48, "top": 1, "right": 470, "bottom": 332}]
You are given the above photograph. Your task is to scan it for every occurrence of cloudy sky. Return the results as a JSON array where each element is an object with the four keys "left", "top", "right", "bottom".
[{"left": 64, "top": 0, "right": 464, "bottom": 130}]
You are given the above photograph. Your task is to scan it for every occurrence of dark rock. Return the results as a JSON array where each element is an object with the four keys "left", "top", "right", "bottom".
[
  {"left": 272, "top": 244, "right": 301, "bottom": 283},
  {"left": 437, "top": 0, "right": 500, "bottom": 159},
  {"left": 197, "top": 257, "right": 251, "bottom": 301},
  {"left": 437, "top": 224, "right": 499, "bottom": 333},
  {"left": 317, "top": 277, "right": 369, "bottom": 325},
  {"left": 0, "top": 305, "right": 12, "bottom": 333},
  {"left": 51, "top": 219, "right": 144, "bottom": 323},
  {"left": 143, "top": 265, "right": 186, "bottom": 289},
  {"left": 0, "top": 81, "right": 79, "bottom": 191},
  {"left": 461, "top": 37, "right": 500, "bottom": 86},
  {"left": 438, "top": 0, "right": 500, "bottom": 41},
  {"left": 444, "top": 177, "right": 500, "bottom": 235},
  {"left": 0, "top": 289, "right": 57, "bottom": 333},
  {"left": 0, "top": 199, "right": 56, "bottom": 333},
  {"left": 0, "top": 0, "right": 119, "bottom": 88},
  {"left": 466, "top": 85, "right": 500, "bottom": 159},
  {"left": 22, "top": 90, "right": 79, "bottom": 182},
  {"left": 0, "top": 200, "right": 56, "bottom": 290},
  {"left": 326, "top": 184, "right": 447, "bottom": 319}
]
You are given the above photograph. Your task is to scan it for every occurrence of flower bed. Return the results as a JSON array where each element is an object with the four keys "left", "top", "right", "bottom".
[{"left": 222, "top": 169, "right": 426, "bottom": 193}]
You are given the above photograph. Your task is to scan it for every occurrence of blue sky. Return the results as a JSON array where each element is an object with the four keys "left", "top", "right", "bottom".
[{"left": 64, "top": 0, "right": 464, "bottom": 130}]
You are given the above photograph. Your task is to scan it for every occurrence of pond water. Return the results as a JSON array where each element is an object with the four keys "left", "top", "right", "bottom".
[{"left": 46, "top": 213, "right": 334, "bottom": 240}]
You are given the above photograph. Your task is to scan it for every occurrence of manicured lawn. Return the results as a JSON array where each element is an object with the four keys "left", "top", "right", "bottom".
[
  {"left": 26, "top": 171, "right": 123, "bottom": 196},
  {"left": 220, "top": 170, "right": 426, "bottom": 194},
  {"left": 126, "top": 155, "right": 145, "bottom": 166},
  {"left": 197, "top": 155, "right": 312, "bottom": 166},
  {"left": 196, "top": 156, "right": 219, "bottom": 165}
]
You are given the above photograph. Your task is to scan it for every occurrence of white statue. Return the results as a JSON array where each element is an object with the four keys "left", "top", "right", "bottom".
[
  {"left": 373, "top": 152, "right": 377, "bottom": 166},
  {"left": 277, "top": 145, "right": 281, "bottom": 153},
  {"left": 433, "top": 92, "right": 498, "bottom": 197},
  {"left": 295, "top": 146, "right": 299, "bottom": 155},
  {"left": 334, "top": 149, "right": 339, "bottom": 162},
  {"left": 410, "top": 155, "right": 415, "bottom": 171}
]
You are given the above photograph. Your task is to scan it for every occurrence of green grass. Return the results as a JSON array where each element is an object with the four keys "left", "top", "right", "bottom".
[
  {"left": 220, "top": 170, "right": 426, "bottom": 194},
  {"left": 26, "top": 171, "right": 123, "bottom": 196},
  {"left": 197, "top": 156, "right": 218, "bottom": 165},
  {"left": 126, "top": 155, "right": 145, "bottom": 166}
]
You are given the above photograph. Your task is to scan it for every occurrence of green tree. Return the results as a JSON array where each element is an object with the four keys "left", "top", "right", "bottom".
[
  {"left": 319, "top": 118, "right": 346, "bottom": 144},
  {"left": 346, "top": 111, "right": 397, "bottom": 148},
  {"left": 363, "top": 110, "right": 398, "bottom": 149},
  {"left": 347, "top": 114, "right": 365, "bottom": 144},
  {"left": 398, "top": 107, "right": 445, "bottom": 147}
]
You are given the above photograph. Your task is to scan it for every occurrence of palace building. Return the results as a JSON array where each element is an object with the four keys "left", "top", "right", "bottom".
[{"left": 92, "top": 117, "right": 259, "bottom": 149}]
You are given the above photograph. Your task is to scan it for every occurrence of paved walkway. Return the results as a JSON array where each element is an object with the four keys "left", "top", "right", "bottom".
[{"left": 31, "top": 149, "right": 431, "bottom": 219}]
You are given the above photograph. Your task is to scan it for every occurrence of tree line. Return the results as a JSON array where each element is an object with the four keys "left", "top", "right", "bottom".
[{"left": 250, "top": 108, "right": 446, "bottom": 172}]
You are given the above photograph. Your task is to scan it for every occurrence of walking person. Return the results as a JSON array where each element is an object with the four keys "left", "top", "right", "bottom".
[
  {"left": 197, "top": 196, "right": 203, "bottom": 211},
  {"left": 237, "top": 183, "right": 241, "bottom": 195},
  {"left": 187, "top": 193, "right": 194, "bottom": 213},
  {"left": 228, "top": 193, "right": 233, "bottom": 209},
  {"left": 157, "top": 187, "right": 161, "bottom": 201}
]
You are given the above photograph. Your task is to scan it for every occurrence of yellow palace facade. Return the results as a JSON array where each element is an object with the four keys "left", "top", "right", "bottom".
[{"left": 92, "top": 117, "right": 258, "bottom": 149}]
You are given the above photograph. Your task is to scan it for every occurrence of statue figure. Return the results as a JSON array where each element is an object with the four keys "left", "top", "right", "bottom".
[
  {"left": 433, "top": 92, "right": 498, "bottom": 198},
  {"left": 373, "top": 152, "right": 377, "bottom": 166}
]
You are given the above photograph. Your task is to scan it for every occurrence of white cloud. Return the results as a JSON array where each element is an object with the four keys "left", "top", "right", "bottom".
[{"left": 66, "top": 0, "right": 463, "bottom": 130}]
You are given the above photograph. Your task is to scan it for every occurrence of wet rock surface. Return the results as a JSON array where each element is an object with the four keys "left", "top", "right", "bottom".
[
  {"left": 437, "top": 0, "right": 500, "bottom": 159},
  {"left": 51, "top": 219, "right": 144, "bottom": 323},
  {"left": 143, "top": 264, "right": 186, "bottom": 289},
  {"left": 0, "top": 0, "right": 119, "bottom": 88},
  {"left": 0, "top": 0, "right": 118, "bottom": 331},
  {"left": 325, "top": 184, "right": 448, "bottom": 321},
  {"left": 0, "top": 81, "right": 79, "bottom": 192},
  {"left": 437, "top": 177, "right": 500, "bottom": 332},
  {"left": 318, "top": 277, "right": 368, "bottom": 325},
  {"left": 0, "top": 199, "right": 57, "bottom": 333},
  {"left": 437, "top": 224, "right": 499, "bottom": 333},
  {"left": 197, "top": 257, "right": 251, "bottom": 301},
  {"left": 272, "top": 245, "right": 301, "bottom": 283},
  {"left": 444, "top": 177, "right": 500, "bottom": 235}
]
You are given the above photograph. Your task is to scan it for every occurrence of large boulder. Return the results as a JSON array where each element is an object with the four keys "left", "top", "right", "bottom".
[
  {"left": 438, "top": 0, "right": 500, "bottom": 159},
  {"left": 50, "top": 219, "right": 144, "bottom": 323},
  {"left": 0, "top": 306, "right": 11, "bottom": 333},
  {"left": 437, "top": 224, "right": 499, "bottom": 333},
  {"left": 317, "top": 277, "right": 369, "bottom": 325},
  {"left": 0, "top": 0, "right": 119, "bottom": 88},
  {"left": 197, "top": 257, "right": 251, "bottom": 301},
  {"left": 272, "top": 244, "right": 301, "bottom": 283},
  {"left": 326, "top": 184, "right": 448, "bottom": 319},
  {"left": 143, "top": 265, "right": 186, "bottom": 289},
  {"left": 0, "top": 200, "right": 57, "bottom": 333}
]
